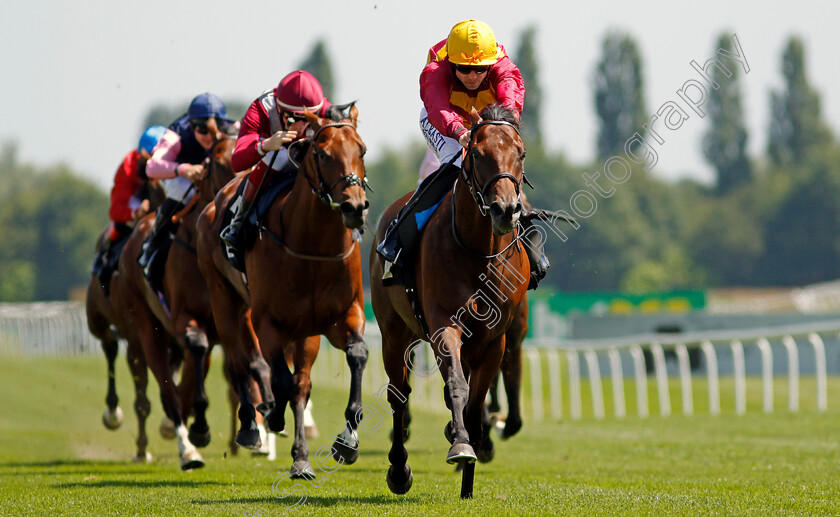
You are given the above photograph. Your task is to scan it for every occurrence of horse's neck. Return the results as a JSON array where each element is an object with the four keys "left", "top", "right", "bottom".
[
  {"left": 272, "top": 173, "right": 349, "bottom": 249},
  {"left": 452, "top": 179, "right": 511, "bottom": 255}
]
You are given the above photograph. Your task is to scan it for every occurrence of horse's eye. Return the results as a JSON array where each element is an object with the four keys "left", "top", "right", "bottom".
[
  {"left": 520, "top": 151, "right": 527, "bottom": 161},
  {"left": 361, "top": 147, "right": 367, "bottom": 157}
]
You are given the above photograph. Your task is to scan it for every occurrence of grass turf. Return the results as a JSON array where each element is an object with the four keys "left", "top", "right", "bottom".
[{"left": 0, "top": 353, "right": 838, "bottom": 516}]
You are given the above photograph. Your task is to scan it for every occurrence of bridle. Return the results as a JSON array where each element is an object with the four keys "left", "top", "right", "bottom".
[
  {"left": 461, "top": 120, "right": 531, "bottom": 217},
  {"left": 451, "top": 120, "right": 531, "bottom": 259},
  {"left": 287, "top": 122, "right": 371, "bottom": 209}
]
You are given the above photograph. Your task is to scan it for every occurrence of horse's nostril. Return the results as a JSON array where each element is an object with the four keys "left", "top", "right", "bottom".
[
  {"left": 339, "top": 202, "right": 355, "bottom": 215},
  {"left": 489, "top": 202, "right": 504, "bottom": 218},
  {"left": 514, "top": 202, "right": 523, "bottom": 214},
  {"left": 363, "top": 200, "right": 370, "bottom": 210}
]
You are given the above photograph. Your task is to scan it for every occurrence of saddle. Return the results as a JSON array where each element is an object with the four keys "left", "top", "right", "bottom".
[
  {"left": 91, "top": 233, "right": 130, "bottom": 296},
  {"left": 221, "top": 171, "right": 297, "bottom": 272}
]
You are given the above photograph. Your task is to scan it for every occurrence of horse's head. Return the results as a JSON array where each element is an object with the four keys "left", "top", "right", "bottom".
[
  {"left": 197, "top": 135, "right": 237, "bottom": 202},
  {"left": 299, "top": 104, "right": 369, "bottom": 229},
  {"left": 464, "top": 105, "right": 525, "bottom": 235}
]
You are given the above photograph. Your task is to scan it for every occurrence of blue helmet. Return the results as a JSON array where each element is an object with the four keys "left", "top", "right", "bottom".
[
  {"left": 138, "top": 125, "right": 167, "bottom": 154},
  {"left": 187, "top": 93, "right": 227, "bottom": 120}
]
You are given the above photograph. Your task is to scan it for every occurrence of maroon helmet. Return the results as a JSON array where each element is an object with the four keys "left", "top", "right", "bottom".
[{"left": 274, "top": 70, "right": 325, "bottom": 114}]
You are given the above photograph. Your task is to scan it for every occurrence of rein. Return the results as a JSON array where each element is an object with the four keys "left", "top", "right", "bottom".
[
  {"left": 258, "top": 121, "right": 365, "bottom": 262},
  {"left": 287, "top": 122, "right": 370, "bottom": 209},
  {"left": 450, "top": 119, "right": 527, "bottom": 258},
  {"left": 462, "top": 120, "right": 531, "bottom": 216}
]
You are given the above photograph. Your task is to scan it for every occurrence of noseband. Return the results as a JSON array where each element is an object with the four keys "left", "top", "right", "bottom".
[
  {"left": 461, "top": 120, "right": 527, "bottom": 216},
  {"left": 288, "top": 122, "right": 370, "bottom": 209}
]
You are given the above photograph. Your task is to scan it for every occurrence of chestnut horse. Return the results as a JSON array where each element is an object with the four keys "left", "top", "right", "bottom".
[
  {"left": 371, "top": 105, "right": 530, "bottom": 498},
  {"left": 196, "top": 105, "right": 369, "bottom": 478},
  {"left": 113, "top": 124, "right": 248, "bottom": 470}
]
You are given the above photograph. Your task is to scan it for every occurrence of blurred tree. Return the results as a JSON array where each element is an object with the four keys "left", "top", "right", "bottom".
[
  {"left": 297, "top": 39, "right": 336, "bottom": 100},
  {"left": 594, "top": 31, "right": 647, "bottom": 159},
  {"left": 703, "top": 33, "right": 752, "bottom": 194},
  {"left": 768, "top": 36, "right": 833, "bottom": 167},
  {"left": 0, "top": 144, "right": 108, "bottom": 301},
  {"left": 514, "top": 25, "right": 543, "bottom": 151}
]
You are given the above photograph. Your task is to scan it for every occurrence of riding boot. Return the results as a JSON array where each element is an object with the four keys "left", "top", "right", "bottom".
[
  {"left": 220, "top": 184, "right": 259, "bottom": 253},
  {"left": 376, "top": 160, "right": 460, "bottom": 274},
  {"left": 220, "top": 164, "right": 268, "bottom": 253},
  {"left": 138, "top": 199, "right": 181, "bottom": 289},
  {"left": 519, "top": 217, "right": 550, "bottom": 290}
]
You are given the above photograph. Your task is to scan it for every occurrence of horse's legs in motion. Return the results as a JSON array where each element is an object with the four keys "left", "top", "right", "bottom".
[
  {"left": 382, "top": 325, "right": 414, "bottom": 494},
  {"left": 100, "top": 332, "right": 123, "bottom": 430},
  {"left": 287, "top": 336, "right": 320, "bottom": 479},
  {"left": 127, "top": 338, "right": 152, "bottom": 462},
  {"left": 139, "top": 319, "right": 203, "bottom": 470},
  {"left": 499, "top": 338, "right": 523, "bottom": 439},
  {"left": 487, "top": 372, "right": 502, "bottom": 415},
  {"left": 325, "top": 323, "right": 368, "bottom": 464},
  {"left": 461, "top": 337, "right": 506, "bottom": 498},
  {"left": 435, "top": 327, "right": 475, "bottom": 466},
  {"left": 182, "top": 321, "right": 211, "bottom": 448}
]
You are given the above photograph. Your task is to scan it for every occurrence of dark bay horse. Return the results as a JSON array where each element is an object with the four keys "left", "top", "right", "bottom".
[
  {"left": 113, "top": 123, "right": 244, "bottom": 470},
  {"left": 370, "top": 105, "right": 530, "bottom": 498},
  {"left": 196, "top": 105, "right": 369, "bottom": 478},
  {"left": 86, "top": 181, "right": 171, "bottom": 462}
]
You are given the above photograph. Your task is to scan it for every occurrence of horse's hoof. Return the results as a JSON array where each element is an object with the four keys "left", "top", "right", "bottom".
[
  {"left": 386, "top": 464, "right": 413, "bottom": 495},
  {"left": 132, "top": 451, "right": 153, "bottom": 463},
  {"left": 189, "top": 424, "right": 211, "bottom": 448},
  {"left": 501, "top": 419, "right": 522, "bottom": 440},
  {"left": 290, "top": 460, "right": 315, "bottom": 479},
  {"left": 102, "top": 407, "right": 124, "bottom": 430},
  {"left": 159, "top": 417, "right": 176, "bottom": 440},
  {"left": 446, "top": 443, "right": 477, "bottom": 465},
  {"left": 235, "top": 427, "right": 262, "bottom": 450},
  {"left": 443, "top": 421, "right": 454, "bottom": 444},
  {"left": 477, "top": 439, "right": 495, "bottom": 463},
  {"left": 180, "top": 450, "right": 205, "bottom": 471},
  {"left": 331, "top": 428, "right": 359, "bottom": 465}
]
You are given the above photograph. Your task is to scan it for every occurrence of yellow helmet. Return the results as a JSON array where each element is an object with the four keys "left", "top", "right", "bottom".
[{"left": 446, "top": 19, "right": 501, "bottom": 66}]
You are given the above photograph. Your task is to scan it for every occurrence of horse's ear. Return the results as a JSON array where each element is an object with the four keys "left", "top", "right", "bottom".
[
  {"left": 347, "top": 104, "right": 359, "bottom": 127},
  {"left": 304, "top": 110, "right": 321, "bottom": 133},
  {"left": 470, "top": 107, "right": 482, "bottom": 125}
]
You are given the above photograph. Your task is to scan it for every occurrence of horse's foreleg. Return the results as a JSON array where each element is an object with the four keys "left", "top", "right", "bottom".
[
  {"left": 500, "top": 338, "right": 523, "bottom": 439},
  {"left": 260, "top": 324, "right": 293, "bottom": 436},
  {"left": 434, "top": 326, "right": 475, "bottom": 466},
  {"left": 101, "top": 334, "right": 123, "bottom": 430},
  {"left": 462, "top": 337, "right": 506, "bottom": 498},
  {"left": 382, "top": 337, "right": 413, "bottom": 495},
  {"left": 226, "top": 356, "right": 260, "bottom": 450},
  {"left": 184, "top": 321, "right": 211, "bottom": 448},
  {"left": 140, "top": 323, "right": 203, "bottom": 470},
  {"left": 289, "top": 336, "right": 319, "bottom": 479},
  {"left": 127, "top": 338, "right": 152, "bottom": 463},
  {"left": 325, "top": 323, "right": 367, "bottom": 465}
]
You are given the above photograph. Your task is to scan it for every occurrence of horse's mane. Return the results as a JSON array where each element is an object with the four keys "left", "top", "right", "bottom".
[
  {"left": 478, "top": 104, "right": 518, "bottom": 127},
  {"left": 324, "top": 101, "right": 357, "bottom": 122}
]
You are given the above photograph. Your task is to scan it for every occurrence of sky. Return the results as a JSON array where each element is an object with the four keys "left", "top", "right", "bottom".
[{"left": 1, "top": 1, "right": 838, "bottom": 191}]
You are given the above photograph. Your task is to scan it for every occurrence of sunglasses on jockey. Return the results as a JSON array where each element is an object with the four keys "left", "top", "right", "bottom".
[
  {"left": 280, "top": 110, "right": 308, "bottom": 128},
  {"left": 454, "top": 64, "right": 490, "bottom": 75},
  {"left": 189, "top": 117, "right": 221, "bottom": 135}
]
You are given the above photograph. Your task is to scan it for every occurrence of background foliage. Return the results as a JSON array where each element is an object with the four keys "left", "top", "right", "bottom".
[{"left": 2, "top": 30, "right": 839, "bottom": 301}]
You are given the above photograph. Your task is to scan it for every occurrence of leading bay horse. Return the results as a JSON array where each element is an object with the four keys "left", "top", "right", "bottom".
[
  {"left": 196, "top": 104, "right": 369, "bottom": 478},
  {"left": 113, "top": 121, "right": 252, "bottom": 469},
  {"left": 370, "top": 105, "right": 530, "bottom": 498}
]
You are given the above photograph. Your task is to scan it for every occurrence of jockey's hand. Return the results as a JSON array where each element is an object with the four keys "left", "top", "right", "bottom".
[
  {"left": 132, "top": 200, "right": 151, "bottom": 220},
  {"left": 458, "top": 130, "right": 471, "bottom": 148},
  {"left": 262, "top": 129, "right": 299, "bottom": 152},
  {"left": 179, "top": 164, "right": 204, "bottom": 182}
]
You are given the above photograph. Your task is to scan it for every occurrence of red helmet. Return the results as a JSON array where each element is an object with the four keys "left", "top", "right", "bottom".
[{"left": 274, "top": 70, "right": 325, "bottom": 114}]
